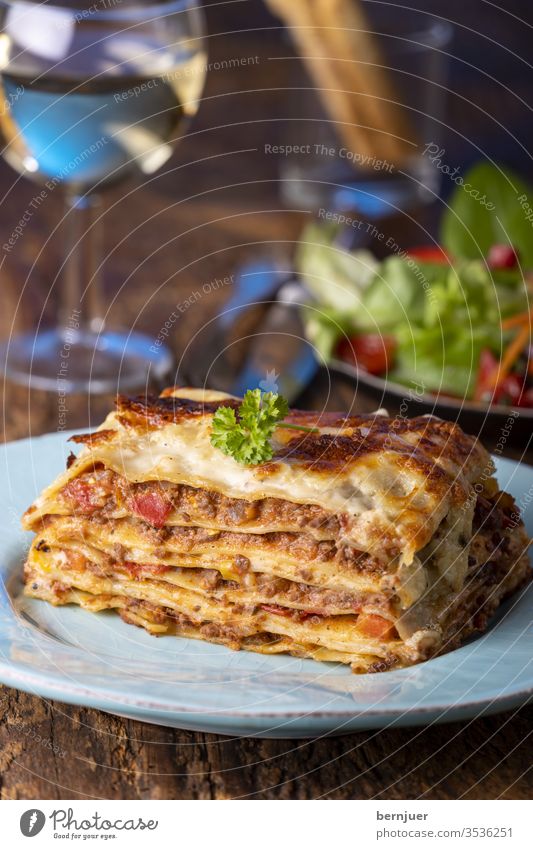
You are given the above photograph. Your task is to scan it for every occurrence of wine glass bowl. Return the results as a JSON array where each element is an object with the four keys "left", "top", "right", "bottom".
[{"left": 0, "top": 0, "right": 206, "bottom": 391}]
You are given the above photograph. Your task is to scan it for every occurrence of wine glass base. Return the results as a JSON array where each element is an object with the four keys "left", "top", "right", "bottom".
[{"left": 0, "top": 328, "right": 174, "bottom": 393}]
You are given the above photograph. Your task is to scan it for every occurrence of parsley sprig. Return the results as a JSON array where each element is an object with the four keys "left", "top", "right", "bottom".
[{"left": 210, "top": 389, "right": 318, "bottom": 465}]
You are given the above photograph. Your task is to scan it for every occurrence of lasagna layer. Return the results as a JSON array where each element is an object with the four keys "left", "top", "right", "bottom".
[
  {"left": 27, "top": 541, "right": 391, "bottom": 617},
  {"left": 23, "top": 580, "right": 390, "bottom": 671},
  {"left": 28, "top": 467, "right": 345, "bottom": 540},
  {"left": 34, "top": 514, "right": 392, "bottom": 594}
]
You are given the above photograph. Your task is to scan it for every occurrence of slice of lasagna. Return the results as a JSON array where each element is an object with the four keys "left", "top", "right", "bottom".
[{"left": 22, "top": 388, "right": 531, "bottom": 673}]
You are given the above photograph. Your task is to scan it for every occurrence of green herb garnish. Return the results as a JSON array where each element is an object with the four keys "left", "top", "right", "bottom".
[{"left": 210, "top": 389, "right": 318, "bottom": 465}]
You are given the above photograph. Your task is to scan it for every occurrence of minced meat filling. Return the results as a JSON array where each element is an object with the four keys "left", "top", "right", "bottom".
[
  {"left": 59, "top": 468, "right": 342, "bottom": 536},
  {"left": 78, "top": 554, "right": 390, "bottom": 615}
]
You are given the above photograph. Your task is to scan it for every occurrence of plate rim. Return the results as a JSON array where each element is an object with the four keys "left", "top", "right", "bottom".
[{"left": 1, "top": 649, "right": 532, "bottom": 720}]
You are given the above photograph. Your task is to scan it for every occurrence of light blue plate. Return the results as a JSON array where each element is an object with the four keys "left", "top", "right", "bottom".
[{"left": 1, "top": 431, "right": 532, "bottom": 738}]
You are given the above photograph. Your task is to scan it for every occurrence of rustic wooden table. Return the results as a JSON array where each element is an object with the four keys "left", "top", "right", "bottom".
[{"left": 0, "top": 24, "right": 531, "bottom": 800}]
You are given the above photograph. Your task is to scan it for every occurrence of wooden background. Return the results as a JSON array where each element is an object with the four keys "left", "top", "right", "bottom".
[{"left": 0, "top": 4, "right": 532, "bottom": 799}]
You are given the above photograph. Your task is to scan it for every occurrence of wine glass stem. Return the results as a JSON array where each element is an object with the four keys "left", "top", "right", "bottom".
[{"left": 63, "top": 191, "right": 104, "bottom": 336}]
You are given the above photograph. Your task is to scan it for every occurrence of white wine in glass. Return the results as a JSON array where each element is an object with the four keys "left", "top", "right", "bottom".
[{"left": 0, "top": 0, "right": 206, "bottom": 391}]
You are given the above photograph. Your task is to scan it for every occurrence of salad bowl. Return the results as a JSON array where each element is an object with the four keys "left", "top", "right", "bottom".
[{"left": 297, "top": 163, "right": 533, "bottom": 442}]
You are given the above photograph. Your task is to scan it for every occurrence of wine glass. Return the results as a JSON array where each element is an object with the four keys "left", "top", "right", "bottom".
[{"left": 0, "top": 0, "right": 206, "bottom": 391}]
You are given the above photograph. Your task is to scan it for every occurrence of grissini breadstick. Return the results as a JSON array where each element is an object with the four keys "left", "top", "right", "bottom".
[
  {"left": 314, "top": 0, "right": 416, "bottom": 160},
  {"left": 266, "top": 0, "right": 416, "bottom": 166}
]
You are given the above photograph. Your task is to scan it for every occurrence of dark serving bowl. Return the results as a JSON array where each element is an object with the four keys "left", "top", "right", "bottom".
[{"left": 328, "top": 356, "right": 533, "bottom": 445}]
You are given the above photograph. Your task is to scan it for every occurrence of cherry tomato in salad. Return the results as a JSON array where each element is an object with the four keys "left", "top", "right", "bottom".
[
  {"left": 406, "top": 245, "right": 449, "bottom": 264},
  {"left": 519, "top": 387, "right": 533, "bottom": 407},
  {"left": 496, "top": 373, "right": 524, "bottom": 405},
  {"left": 336, "top": 334, "right": 396, "bottom": 375},
  {"left": 474, "top": 348, "right": 532, "bottom": 406},
  {"left": 474, "top": 348, "right": 499, "bottom": 402},
  {"left": 487, "top": 244, "right": 519, "bottom": 270}
]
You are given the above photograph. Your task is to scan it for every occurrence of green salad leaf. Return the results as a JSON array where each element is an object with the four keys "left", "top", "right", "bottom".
[
  {"left": 392, "top": 324, "right": 496, "bottom": 398},
  {"left": 441, "top": 162, "right": 533, "bottom": 267},
  {"left": 376, "top": 257, "right": 527, "bottom": 396},
  {"left": 359, "top": 256, "right": 433, "bottom": 329},
  {"left": 295, "top": 221, "right": 378, "bottom": 312},
  {"left": 301, "top": 305, "right": 356, "bottom": 362}
]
